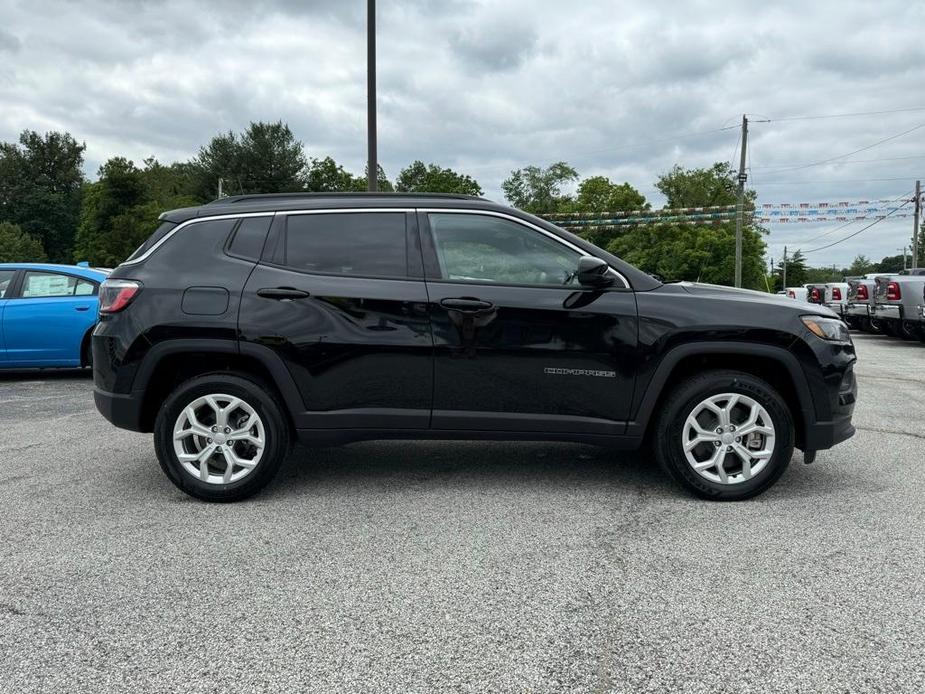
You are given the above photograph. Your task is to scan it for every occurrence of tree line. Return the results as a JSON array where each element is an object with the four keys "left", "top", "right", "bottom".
[{"left": 0, "top": 120, "right": 913, "bottom": 288}]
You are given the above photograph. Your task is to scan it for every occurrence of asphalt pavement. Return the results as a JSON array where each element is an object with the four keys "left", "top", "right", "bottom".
[{"left": 0, "top": 333, "right": 923, "bottom": 693}]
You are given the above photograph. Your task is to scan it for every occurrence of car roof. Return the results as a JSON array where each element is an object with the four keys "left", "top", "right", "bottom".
[
  {"left": 159, "top": 192, "right": 505, "bottom": 224},
  {"left": 0, "top": 263, "right": 110, "bottom": 281}
]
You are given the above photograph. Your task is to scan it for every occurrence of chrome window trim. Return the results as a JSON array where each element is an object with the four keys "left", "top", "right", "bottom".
[
  {"left": 419, "top": 208, "right": 630, "bottom": 289},
  {"left": 118, "top": 206, "right": 629, "bottom": 289}
]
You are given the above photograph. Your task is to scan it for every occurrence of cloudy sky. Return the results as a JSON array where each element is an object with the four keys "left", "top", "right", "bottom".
[{"left": 2, "top": 0, "right": 924, "bottom": 267}]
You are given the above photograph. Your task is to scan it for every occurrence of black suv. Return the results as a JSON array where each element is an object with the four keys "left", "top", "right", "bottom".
[{"left": 93, "top": 193, "right": 857, "bottom": 502}]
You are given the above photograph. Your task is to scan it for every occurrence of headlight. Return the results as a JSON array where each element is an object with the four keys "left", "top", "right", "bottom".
[{"left": 801, "top": 315, "right": 851, "bottom": 343}]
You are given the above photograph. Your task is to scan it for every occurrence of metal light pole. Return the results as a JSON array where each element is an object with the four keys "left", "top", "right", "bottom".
[
  {"left": 367, "top": 0, "right": 378, "bottom": 192},
  {"left": 734, "top": 114, "right": 748, "bottom": 287}
]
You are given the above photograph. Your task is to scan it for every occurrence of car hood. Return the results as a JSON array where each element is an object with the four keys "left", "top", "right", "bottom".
[{"left": 676, "top": 282, "right": 840, "bottom": 317}]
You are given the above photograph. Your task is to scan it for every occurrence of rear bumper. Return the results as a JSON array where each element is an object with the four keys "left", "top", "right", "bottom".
[
  {"left": 93, "top": 387, "right": 145, "bottom": 432},
  {"left": 845, "top": 303, "right": 871, "bottom": 318},
  {"left": 872, "top": 303, "right": 902, "bottom": 320}
]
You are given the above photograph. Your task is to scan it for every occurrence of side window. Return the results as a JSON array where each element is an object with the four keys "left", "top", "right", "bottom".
[
  {"left": 0, "top": 270, "right": 14, "bottom": 298},
  {"left": 284, "top": 212, "right": 408, "bottom": 278},
  {"left": 21, "top": 272, "right": 94, "bottom": 298},
  {"left": 126, "top": 221, "right": 177, "bottom": 262},
  {"left": 227, "top": 216, "right": 273, "bottom": 260},
  {"left": 427, "top": 213, "right": 581, "bottom": 286}
]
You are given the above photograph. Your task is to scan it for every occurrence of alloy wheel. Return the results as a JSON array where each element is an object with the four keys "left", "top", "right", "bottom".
[
  {"left": 172, "top": 393, "right": 266, "bottom": 484},
  {"left": 682, "top": 392, "right": 776, "bottom": 485}
]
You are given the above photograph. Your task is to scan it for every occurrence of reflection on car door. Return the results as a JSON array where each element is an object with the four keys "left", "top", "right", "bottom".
[
  {"left": 420, "top": 211, "right": 638, "bottom": 435},
  {"left": 238, "top": 210, "right": 434, "bottom": 429},
  {"left": 2, "top": 271, "right": 97, "bottom": 366}
]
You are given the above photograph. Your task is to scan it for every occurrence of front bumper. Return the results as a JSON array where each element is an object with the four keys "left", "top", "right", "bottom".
[{"left": 93, "top": 387, "right": 145, "bottom": 432}]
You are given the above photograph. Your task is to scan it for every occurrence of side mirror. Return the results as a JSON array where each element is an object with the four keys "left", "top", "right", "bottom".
[{"left": 576, "top": 256, "right": 614, "bottom": 287}]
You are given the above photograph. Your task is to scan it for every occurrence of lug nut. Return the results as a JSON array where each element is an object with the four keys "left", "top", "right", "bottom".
[
  {"left": 224, "top": 427, "right": 231, "bottom": 434},
  {"left": 713, "top": 441, "right": 721, "bottom": 447},
  {"left": 716, "top": 428, "right": 723, "bottom": 434},
  {"left": 727, "top": 446, "right": 732, "bottom": 451},
  {"left": 735, "top": 436, "right": 741, "bottom": 442},
  {"left": 207, "top": 438, "right": 213, "bottom": 443},
  {"left": 211, "top": 426, "right": 217, "bottom": 433}
]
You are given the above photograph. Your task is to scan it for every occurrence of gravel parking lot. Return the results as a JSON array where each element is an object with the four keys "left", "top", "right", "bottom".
[{"left": 1, "top": 334, "right": 923, "bottom": 693}]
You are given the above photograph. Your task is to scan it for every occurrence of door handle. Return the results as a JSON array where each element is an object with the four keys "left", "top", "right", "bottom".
[
  {"left": 75, "top": 305, "right": 91, "bottom": 312},
  {"left": 256, "top": 287, "right": 311, "bottom": 301},
  {"left": 440, "top": 297, "right": 494, "bottom": 313}
]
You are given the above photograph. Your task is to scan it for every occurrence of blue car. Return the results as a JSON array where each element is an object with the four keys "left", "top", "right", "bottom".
[{"left": 0, "top": 263, "right": 110, "bottom": 368}]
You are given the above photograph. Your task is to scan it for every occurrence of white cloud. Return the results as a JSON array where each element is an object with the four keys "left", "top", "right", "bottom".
[{"left": 1, "top": 0, "right": 923, "bottom": 265}]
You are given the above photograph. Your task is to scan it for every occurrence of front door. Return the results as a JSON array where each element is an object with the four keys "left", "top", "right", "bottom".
[
  {"left": 420, "top": 210, "right": 638, "bottom": 435},
  {"left": 238, "top": 209, "right": 433, "bottom": 430}
]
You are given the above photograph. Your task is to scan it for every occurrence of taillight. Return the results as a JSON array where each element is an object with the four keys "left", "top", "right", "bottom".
[
  {"left": 856, "top": 284, "right": 868, "bottom": 300},
  {"left": 887, "top": 281, "right": 901, "bottom": 301},
  {"left": 99, "top": 279, "right": 142, "bottom": 313},
  {"left": 831, "top": 287, "right": 842, "bottom": 300},
  {"left": 809, "top": 287, "right": 822, "bottom": 303}
]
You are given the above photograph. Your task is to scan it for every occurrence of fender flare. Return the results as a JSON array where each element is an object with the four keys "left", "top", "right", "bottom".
[
  {"left": 131, "top": 339, "right": 305, "bottom": 417},
  {"left": 625, "top": 341, "right": 816, "bottom": 439}
]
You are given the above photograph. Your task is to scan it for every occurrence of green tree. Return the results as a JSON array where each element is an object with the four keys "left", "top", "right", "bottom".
[
  {"left": 395, "top": 161, "right": 482, "bottom": 196},
  {"left": 74, "top": 158, "right": 198, "bottom": 266},
  {"left": 573, "top": 176, "right": 647, "bottom": 214},
  {"left": 351, "top": 164, "right": 393, "bottom": 192},
  {"left": 775, "top": 249, "right": 808, "bottom": 287},
  {"left": 305, "top": 156, "right": 358, "bottom": 192},
  {"left": 189, "top": 121, "right": 307, "bottom": 199},
  {"left": 874, "top": 253, "right": 905, "bottom": 273},
  {"left": 501, "top": 162, "right": 578, "bottom": 214},
  {"left": 846, "top": 254, "right": 872, "bottom": 276},
  {"left": 0, "top": 130, "right": 85, "bottom": 262},
  {"left": 0, "top": 221, "right": 46, "bottom": 262},
  {"left": 605, "top": 163, "right": 766, "bottom": 288}
]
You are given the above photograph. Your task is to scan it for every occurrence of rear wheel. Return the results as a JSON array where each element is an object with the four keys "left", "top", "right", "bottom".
[
  {"left": 653, "top": 370, "right": 794, "bottom": 500},
  {"left": 154, "top": 373, "right": 291, "bottom": 502}
]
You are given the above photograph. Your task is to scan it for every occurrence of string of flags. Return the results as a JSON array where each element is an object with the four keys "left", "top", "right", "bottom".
[{"left": 545, "top": 194, "right": 912, "bottom": 229}]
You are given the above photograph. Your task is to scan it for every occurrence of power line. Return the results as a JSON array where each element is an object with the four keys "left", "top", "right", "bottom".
[
  {"left": 751, "top": 153, "right": 925, "bottom": 170},
  {"left": 766, "top": 106, "right": 925, "bottom": 122},
  {"left": 759, "top": 122, "right": 925, "bottom": 173},
  {"left": 803, "top": 197, "right": 913, "bottom": 253}
]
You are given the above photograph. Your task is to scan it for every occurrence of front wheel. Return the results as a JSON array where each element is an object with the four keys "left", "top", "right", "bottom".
[
  {"left": 653, "top": 370, "right": 794, "bottom": 501},
  {"left": 154, "top": 373, "right": 291, "bottom": 502}
]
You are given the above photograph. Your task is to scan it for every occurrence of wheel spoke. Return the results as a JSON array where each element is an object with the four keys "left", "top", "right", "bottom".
[
  {"left": 685, "top": 435, "right": 717, "bottom": 452},
  {"left": 220, "top": 448, "right": 234, "bottom": 483},
  {"left": 732, "top": 444, "right": 754, "bottom": 479},
  {"left": 197, "top": 443, "right": 217, "bottom": 480}
]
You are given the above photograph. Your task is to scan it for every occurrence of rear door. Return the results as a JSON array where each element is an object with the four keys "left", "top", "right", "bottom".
[
  {"left": 2, "top": 270, "right": 98, "bottom": 366},
  {"left": 419, "top": 210, "right": 638, "bottom": 435},
  {"left": 238, "top": 209, "right": 433, "bottom": 430}
]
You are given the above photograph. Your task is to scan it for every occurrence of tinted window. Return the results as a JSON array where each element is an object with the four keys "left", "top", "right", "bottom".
[
  {"left": 428, "top": 213, "right": 581, "bottom": 286},
  {"left": 228, "top": 216, "right": 272, "bottom": 260},
  {"left": 284, "top": 213, "right": 407, "bottom": 278},
  {"left": 126, "top": 221, "right": 177, "bottom": 262},
  {"left": 21, "top": 272, "right": 95, "bottom": 298},
  {"left": 0, "top": 270, "right": 14, "bottom": 298}
]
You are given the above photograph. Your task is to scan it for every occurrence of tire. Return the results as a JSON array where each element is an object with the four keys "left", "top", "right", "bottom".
[
  {"left": 652, "top": 370, "right": 795, "bottom": 501},
  {"left": 899, "top": 321, "right": 919, "bottom": 341},
  {"left": 154, "top": 373, "right": 291, "bottom": 502},
  {"left": 880, "top": 320, "right": 898, "bottom": 337}
]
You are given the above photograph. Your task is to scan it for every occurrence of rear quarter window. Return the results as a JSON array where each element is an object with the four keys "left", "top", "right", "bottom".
[{"left": 126, "top": 221, "right": 177, "bottom": 262}]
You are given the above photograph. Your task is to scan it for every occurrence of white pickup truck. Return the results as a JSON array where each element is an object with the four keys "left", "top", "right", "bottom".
[
  {"left": 845, "top": 273, "right": 885, "bottom": 333},
  {"left": 872, "top": 270, "right": 925, "bottom": 340},
  {"left": 806, "top": 282, "right": 849, "bottom": 319}
]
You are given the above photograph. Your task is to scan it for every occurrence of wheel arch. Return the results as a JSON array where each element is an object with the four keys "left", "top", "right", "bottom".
[
  {"left": 133, "top": 340, "right": 304, "bottom": 433},
  {"left": 628, "top": 342, "right": 814, "bottom": 450}
]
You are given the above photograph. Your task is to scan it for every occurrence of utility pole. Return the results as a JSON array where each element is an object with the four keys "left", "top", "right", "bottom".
[
  {"left": 367, "top": 0, "right": 378, "bottom": 192},
  {"left": 913, "top": 180, "right": 921, "bottom": 269},
  {"left": 734, "top": 114, "right": 748, "bottom": 287},
  {"left": 217, "top": 177, "right": 223, "bottom": 199},
  {"left": 900, "top": 246, "right": 908, "bottom": 271},
  {"left": 782, "top": 246, "right": 788, "bottom": 289}
]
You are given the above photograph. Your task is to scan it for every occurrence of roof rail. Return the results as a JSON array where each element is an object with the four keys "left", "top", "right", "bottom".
[{"left": 206, "top": 192, "right": 486, "bottom": 205}]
